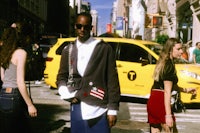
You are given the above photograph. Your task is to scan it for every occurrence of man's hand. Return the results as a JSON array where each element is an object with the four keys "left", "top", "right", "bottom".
[
  {"left": 107, "top": 115, "right": 117, "bottom": 127},
  {"left": 71, "top": 98, "right": 79, "bottom": 104}
]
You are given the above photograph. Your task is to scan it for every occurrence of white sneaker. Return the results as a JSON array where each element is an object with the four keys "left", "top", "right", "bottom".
[{"left": 35, "top": 80, "right": 42, "bottom": 84}]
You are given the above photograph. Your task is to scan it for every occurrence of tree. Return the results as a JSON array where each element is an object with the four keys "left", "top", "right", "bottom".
[{"left": 155, "top": 34, "right": 169, "bottom": 45}]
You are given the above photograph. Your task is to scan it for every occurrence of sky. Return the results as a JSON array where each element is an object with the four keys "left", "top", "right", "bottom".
[{"left": 86, "top": 0, "right": 115, "bottom": 34}]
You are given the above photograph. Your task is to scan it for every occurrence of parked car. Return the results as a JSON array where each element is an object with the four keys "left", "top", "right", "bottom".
[
  {"left": 44, "top": 37, "right": 200, "bottom": 103},
  {"left": 38, "top": 33, "right": 67, "bottom": 73},
  {"left": 38, "top": 34, "right": 58, "bottom": 59}
]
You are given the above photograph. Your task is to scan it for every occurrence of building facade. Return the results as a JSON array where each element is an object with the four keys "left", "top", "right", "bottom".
[
  {"left": 17, "top": 0, "right": 48, "bottom": 37},
  {"left": 0, "top": 0, "right": 48, "bottom": 39},
  {"left": 111, "top": 0, "right": 200, "bottom": 45},
  {"left": 0, "top": 0, "right": 18, "bottom": 35},
  {"left": 91, "top": 10, "right": 98, "bottom": 36}
]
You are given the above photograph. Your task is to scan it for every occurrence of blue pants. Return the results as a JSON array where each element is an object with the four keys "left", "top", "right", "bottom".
[
  {"left": 0, "top": 88, "right": 31, "bottom": 133},
  {"left": 70, "top": 103, "right": 110, "bottom": 133}
]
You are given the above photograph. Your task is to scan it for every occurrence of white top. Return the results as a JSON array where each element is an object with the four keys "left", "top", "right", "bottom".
[
  {"left": 77, "top": 37, "right": 108, "bottom": 120},
  {"left": 188, "top": 46, "right": 195, "bottom": 63}
]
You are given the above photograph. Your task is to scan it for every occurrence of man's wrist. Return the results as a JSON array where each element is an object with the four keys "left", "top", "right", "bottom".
[{"left": 107, "top": 110, "right": 117, "bottom": 115}]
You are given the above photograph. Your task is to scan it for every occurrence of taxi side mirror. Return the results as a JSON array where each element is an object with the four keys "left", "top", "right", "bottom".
[{"left": 139, "top": 57, "right": 149, "bottom": 66}]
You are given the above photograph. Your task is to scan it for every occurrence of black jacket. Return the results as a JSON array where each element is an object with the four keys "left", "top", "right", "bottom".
[{"left": 56, "top": 39, "right": 120, "bottom": 110}]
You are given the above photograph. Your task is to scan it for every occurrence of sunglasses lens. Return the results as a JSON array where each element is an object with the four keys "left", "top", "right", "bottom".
[
  {"left": 76, "top": 24, "right": 82, "bottom": 29},
  {"left": 76, "top": 24, "right": 91, "bottom": 30},
  {"left": 84, "top": 25, "right": 91, "bottom": 30}
]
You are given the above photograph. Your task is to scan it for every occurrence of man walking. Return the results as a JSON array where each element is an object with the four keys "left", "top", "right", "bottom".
[{"left": 193, "top": 42, "right": 200, "bottom": 64}]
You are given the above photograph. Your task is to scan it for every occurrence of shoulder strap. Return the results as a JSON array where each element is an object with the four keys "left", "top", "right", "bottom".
[{"left": 68, "top": 43, "right": 73, "bottom": 77}]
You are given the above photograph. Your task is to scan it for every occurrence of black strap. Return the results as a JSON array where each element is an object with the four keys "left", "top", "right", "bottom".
[{"left": 27, "top": 81, "right": 32, "bottom": 102}]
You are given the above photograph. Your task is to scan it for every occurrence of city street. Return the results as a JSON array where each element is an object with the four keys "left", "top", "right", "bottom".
[
  {"left": 29, "top": 81, "right": 200, "bottom": 133},
  {"left": 1, "top": 0, "right": 200, "bottom": 132}
]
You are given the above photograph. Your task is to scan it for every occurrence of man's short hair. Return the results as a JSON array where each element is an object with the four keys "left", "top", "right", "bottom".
[
  {"left": 196, "top": 42, "right": 200, "bottom": 46},
  {"left": 76, "top": 12, "right": 92, "bottom": 24}
]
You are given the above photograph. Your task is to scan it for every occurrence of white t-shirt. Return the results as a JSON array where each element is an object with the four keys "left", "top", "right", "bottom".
[{"left": 188, "top": 46, "right": 195, "bottom": 63}]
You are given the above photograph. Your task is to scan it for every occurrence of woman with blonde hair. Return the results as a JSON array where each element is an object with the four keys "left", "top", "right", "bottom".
[
  {"left": 147, "top": 38, "right": 196, "bottom": 133},
  {"left": 0, "top": 22, "right": 37, "bottom": 133}
]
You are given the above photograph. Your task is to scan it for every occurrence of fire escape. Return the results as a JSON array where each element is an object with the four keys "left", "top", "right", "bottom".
[
  {"left": 159, "top": 0, "right": 177, "bottom": 37},
  {"left": 176, "top": 0, "right": 200, "bottom": 43},
  {"left": 190, "top": 0, "right": 200, "bottom": 21}
]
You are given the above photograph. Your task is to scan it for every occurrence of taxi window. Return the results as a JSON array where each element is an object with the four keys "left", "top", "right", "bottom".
[
  {"left": 107, "top": 42, "right": 119, "bottom": 60},
  {"left": 108, "top": 42, "right": 118, "bottom": 52},
  {"left": 118, "top": 43, "right": 149, "bottom": 63},
  {"left": 56, "top": 41, "right": 73, "bottom": 55}
]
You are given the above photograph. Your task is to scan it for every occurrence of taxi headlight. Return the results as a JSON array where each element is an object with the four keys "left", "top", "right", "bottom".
[{"left": 180, "top": 70, "right": 200, "bottom": 80}]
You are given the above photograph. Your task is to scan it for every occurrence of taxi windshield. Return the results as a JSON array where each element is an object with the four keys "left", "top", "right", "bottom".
[{"left": 146, "top": 44, "right": 162, "bottom": 55}]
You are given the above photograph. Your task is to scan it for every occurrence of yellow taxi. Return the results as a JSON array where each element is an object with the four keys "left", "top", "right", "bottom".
[{"left": 44, "top": 37, "right": 200, "bottom": 103}]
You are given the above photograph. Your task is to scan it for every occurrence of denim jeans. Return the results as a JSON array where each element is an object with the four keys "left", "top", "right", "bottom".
[
  {"left": 0, "top": 88, "right": 31, "bottom": 133},
  {"left": 71, "top": 103, "right": 110, "bottom": 133}
]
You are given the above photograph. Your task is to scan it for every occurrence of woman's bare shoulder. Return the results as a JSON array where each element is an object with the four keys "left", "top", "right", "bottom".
[
  {"left": 14, "top": 48, "right": 27, "bottom": 56},
  {"left": 12, "top": 48, "right": 27, "bottom": 64}
]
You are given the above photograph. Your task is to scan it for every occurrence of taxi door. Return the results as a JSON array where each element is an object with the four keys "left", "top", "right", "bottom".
[{"left": 116, "top": 42, "right": 156, "bottom": 98}]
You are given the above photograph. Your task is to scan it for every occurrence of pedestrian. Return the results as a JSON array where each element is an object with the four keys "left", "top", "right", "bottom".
[
  {"left": 0, "top": 22, "right": 37, "bottom": 133},
  {"left": 193, "top": 42, "right": 200, "bottom": 64},
  {"left": 56, "top": 12, "right": 120, "bottom": 133},
  {"left": 187, "top": 40, "right": 195, "bottom": 63},
  {"left": 181, "top": 44, "right": 188, "bottom": 61},
  {"left": 23, "top": 41, "right": 43, "bottom": 83},
  {"left": 147, "top": 38, "right": 197, "bottom": 133}
]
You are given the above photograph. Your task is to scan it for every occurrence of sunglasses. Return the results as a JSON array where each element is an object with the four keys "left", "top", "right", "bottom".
[{"left": 75, "top": 24, "right": 92, "bottom": 30}]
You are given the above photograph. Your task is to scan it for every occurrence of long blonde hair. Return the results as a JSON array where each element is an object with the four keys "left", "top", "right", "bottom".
[{"left": 153, "top": 38, "right": 180, "bottom": 81}]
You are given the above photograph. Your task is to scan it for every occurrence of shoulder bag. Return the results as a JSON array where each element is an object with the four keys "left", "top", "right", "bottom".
[{"left": 171, "top": 90, "right": 186, "bottom": 113}]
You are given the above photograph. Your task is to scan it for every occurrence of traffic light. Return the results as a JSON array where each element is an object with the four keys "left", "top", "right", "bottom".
[
  {"left": 145, "top": 14, "right": 163, "bottom": 28},
  {"left": 152, "top": 16, "right": 163, "bottom": 27}
]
